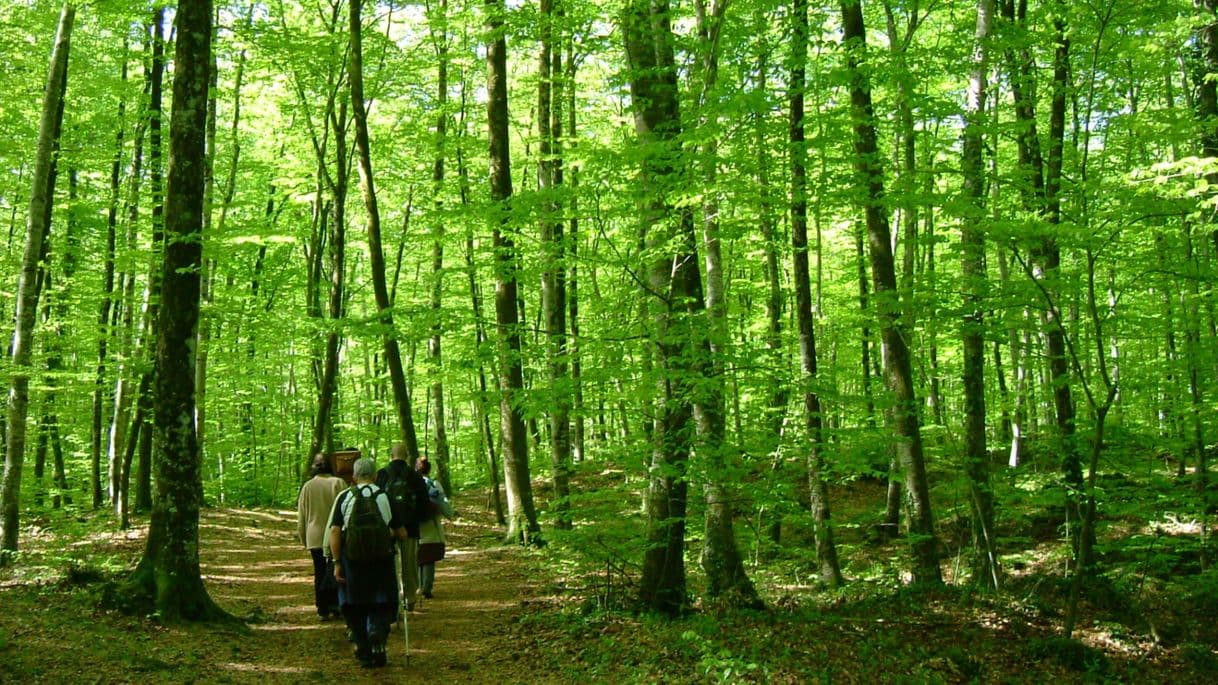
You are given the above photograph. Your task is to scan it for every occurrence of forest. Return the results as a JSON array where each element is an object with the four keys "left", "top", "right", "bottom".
[{"left": 1, "top": 0, "right": 1216, "bottom": 681}]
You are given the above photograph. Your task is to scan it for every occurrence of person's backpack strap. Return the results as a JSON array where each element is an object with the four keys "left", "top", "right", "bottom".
[{"left": 339, "top": 485, "right": 359, "bottom": 530}]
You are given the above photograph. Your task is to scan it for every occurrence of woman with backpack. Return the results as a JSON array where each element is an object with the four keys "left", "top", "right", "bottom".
[
  {"left": 414, "top": 457, "right": 455, "bottom": 599},
  {"left": 328, "top": 457, "right": 404, "bottom": 668}
]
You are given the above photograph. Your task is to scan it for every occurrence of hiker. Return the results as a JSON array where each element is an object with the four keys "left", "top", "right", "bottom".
[
  {"left": 297, "top": 453, "right": 345, "bottom": 621},
  {"left": 374, "top": 443, "right": 431, "bottom": 612},
  {"left": 329, "top": 457, "right": 403, "bottom": 669},
  {"left": 415, "top": 456, "right": 455, "bottom": 600}
]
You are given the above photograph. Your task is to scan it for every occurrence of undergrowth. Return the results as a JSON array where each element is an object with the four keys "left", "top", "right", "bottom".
[{"left": 515, "top": 441, "right": 1218, "bottom": 683}]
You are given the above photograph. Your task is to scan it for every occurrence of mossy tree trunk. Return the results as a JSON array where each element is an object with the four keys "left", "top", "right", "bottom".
[{"left": 126, "top": 0, "right": 228, "bottom": 621}]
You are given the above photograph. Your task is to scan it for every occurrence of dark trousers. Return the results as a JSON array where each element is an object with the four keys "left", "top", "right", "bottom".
[
  {"left": 343, "top": 604, "right": 391, "bottom": 659},
  {"left": 309, "top": 548, "right": 338, "bottom": 616}
]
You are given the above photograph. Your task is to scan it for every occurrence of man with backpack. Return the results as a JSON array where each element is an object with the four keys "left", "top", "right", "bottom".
[
  {"left": 375, "top": 443, "right": 432, "bottom": 612},
  {"left": 329, "top": 457, "right": 404, "bottom": 668}
]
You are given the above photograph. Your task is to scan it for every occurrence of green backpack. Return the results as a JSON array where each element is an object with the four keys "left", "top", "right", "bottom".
[{"left": 343, "top": 485, "right": 393, "bottom": 563}]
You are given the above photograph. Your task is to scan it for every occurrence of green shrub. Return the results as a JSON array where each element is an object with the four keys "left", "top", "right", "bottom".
[{"left": 1027, "top": 636, "right": 1109, "bottom": 674}]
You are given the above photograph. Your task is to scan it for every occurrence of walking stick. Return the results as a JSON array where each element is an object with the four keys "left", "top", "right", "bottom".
[{"left": 397, "top": 542, "right": 410, "bottom": 665}]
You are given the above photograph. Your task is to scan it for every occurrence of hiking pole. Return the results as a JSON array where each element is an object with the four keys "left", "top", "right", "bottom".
[{"left": 397, "top": 542, "right": 409, "bottom": 665}]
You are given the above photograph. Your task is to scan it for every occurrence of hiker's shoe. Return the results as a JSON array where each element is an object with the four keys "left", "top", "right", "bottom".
[
  {"left": 422, "top": 591, "right": 433, "bottom": 599},
  {"left": 372, "top": 644, "right": 387, "bottom": 667}
]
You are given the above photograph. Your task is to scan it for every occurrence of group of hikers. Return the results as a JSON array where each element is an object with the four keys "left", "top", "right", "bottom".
[{"left": 297, "top": 442, "right": 455, "bottom": 668}]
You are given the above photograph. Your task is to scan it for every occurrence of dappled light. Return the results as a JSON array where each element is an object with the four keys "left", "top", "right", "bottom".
[{"left": 1, "top": 0, "right": 1217, "bottom": 681}]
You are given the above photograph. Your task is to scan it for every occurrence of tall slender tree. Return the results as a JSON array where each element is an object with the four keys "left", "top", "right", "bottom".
[
  {"left": 1189, "top": 0, "right": 1216, "bottom": 497},
  {"left": 93, "top": 39, "right": 130, "bottom": 510},
  {"left": 349, "top": 0, "right": 422, "bottom": 458},
  {"left": 1000, "top": 0, "right": 1084, "bottom": 541},
  {"left": 692, "top": 0, "right": 766, "bottom": 606},
  {"left": 791, "top": 0, "right": 844, "bottom": 587},
  {"left": 960, "top": 0, "right": 1000, "bottom": 589},
  {"left": 427, "top": 0, "right": 453, "bottom": 494},
  {"left": 487, "top": 0, "right": 541, "bottom": 543},
  {"left": 840, "top": 0, "right": 941, "bottom": 584},
  {"left": 539, "top": 0, "right": 572, "bottom": 529},
  {"left": 1, "top": 4, "right": 73, "bottom": 557}
]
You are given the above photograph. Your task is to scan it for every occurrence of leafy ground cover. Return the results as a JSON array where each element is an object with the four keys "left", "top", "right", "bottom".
[{"left": 1, "top": 445, "right": 1215, "bottom": 683}]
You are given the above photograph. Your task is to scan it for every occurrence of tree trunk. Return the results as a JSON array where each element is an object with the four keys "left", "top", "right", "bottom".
[
  {"left": 924, "top": 219, "right": 946, "bottom": 427},
  {"left": 349, "top": 0, "right": 422, "bottom": 459},
  {"left": 1044, "top": 11, "right": 1086, "bottom": 530},
  {"left": 428, "top": 0, "right": 453, "bottom": 495},
  {"left": 960, "top": 0, "right": 1000, "bottom": 590},
  {"left": 1000, "top": 0, "right": 1084, "bottom": 535},
  {"left": 94, "top": 42, "right": 128, "bottom": 510},
  {"left": 840, "top": 0, "right": 941, "bottom": 584},
  {"left": 881, "top": 0, "right": 922, "bottom": 330},
  {"left": 1190, "top": 0, "right": 1216, "bottom": 497},
  {"left": 1, "top": 4, "right": 73, "bottom": 557},
  {"left": 624, "top": 0, "right": 712, "bottom": 614},
  {"left": 756, "top": 6, "right": 788, "bottom": 547},
  {"left": 198, "top": 8, "right": 250, "bottom": 481},
  {"left": 196, "top": 18, "right": 217, "bottom": 476},
  {"left": 131, "top": 5, "right": 167, "bottom": 515},
  {"left": 539, "top": 0, "right": 572, "bottom": 529},
  {"left": 997, "top": 249, "right": 1029, "bottom": 466},
  {"left": 487, "top": 0, "right": 540, "bottom": 543},
  {"left": 566, "top": 38, "right": 585, "bottom": 466},
  {"left": 300, "top": 20, "right": 351, "bottom": 466},
  {"left": 693, "top": 0, "right": 766, "bottom": 606},
  {"left": 791, "top": 0, "right": 844, "bottom": 587},
  {"left": 1154, "top": 234, "right": 1185, "bottom": 466},
  {"left": 455, "top": 101, "right": 505, "bottom": 523},
  {"left": 108, "top": 33, "right": 153, "bottom": 511},
  {"left": 125, "top": 0, "right": 227, "bottom": 620}
]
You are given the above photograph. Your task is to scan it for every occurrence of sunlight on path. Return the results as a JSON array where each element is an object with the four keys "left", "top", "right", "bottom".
[{"left": 199, "top": 506, "right": 538, "bottom": 683}]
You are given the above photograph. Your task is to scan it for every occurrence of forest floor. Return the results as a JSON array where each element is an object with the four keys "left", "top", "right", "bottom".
[
  {"left": 2, "top": 466, "right": 1218, "bottom": 683},
  {"left": 0, "top": 500, "right": 551, "bottom": 684}
]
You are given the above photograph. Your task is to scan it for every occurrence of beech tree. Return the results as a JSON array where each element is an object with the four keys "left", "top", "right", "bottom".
[
  {"left": 0, "top": 3, "right": 73, "bottom": 557},
  {"left": 125, "top": 0, "right": 228, "bottom": 620},
  {"left": 791, "top": 0, "right": 844, "bottom": 587},
  {"left": 487, "top": 0, "right": 541, "bottom": 544},
  {"left": 840, "top": 0, "right": 941, "bottom": 584},
  {"left": 960, "top": 0, "right": 1000, "bottom": 589}
]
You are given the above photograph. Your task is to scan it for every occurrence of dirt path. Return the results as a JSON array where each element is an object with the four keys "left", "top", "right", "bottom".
[{"left": 199, "top": 502, "right": 542, "bottom": 683}]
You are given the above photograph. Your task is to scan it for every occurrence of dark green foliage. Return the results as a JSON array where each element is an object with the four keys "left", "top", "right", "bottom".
[
  {"left": 59, "top": 560, "right": 105, "bottom": 587},
  {"left": 1180, "top": 643, "right": 1218, "bottom": 671},
  {"left": 1026, "top": 636, "right": 1109, "bottom": 675},
  {"left": 1185, "top": 570, "right": 1218, "bottom": 617}
]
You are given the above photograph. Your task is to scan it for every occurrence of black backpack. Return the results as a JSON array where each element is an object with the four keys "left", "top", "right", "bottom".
[
  {"left": 385, "top": 463, "right": 423, "bottom": 526},
  {"left": 343, "top": 486, "right": 393, "bottom": 562}
]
